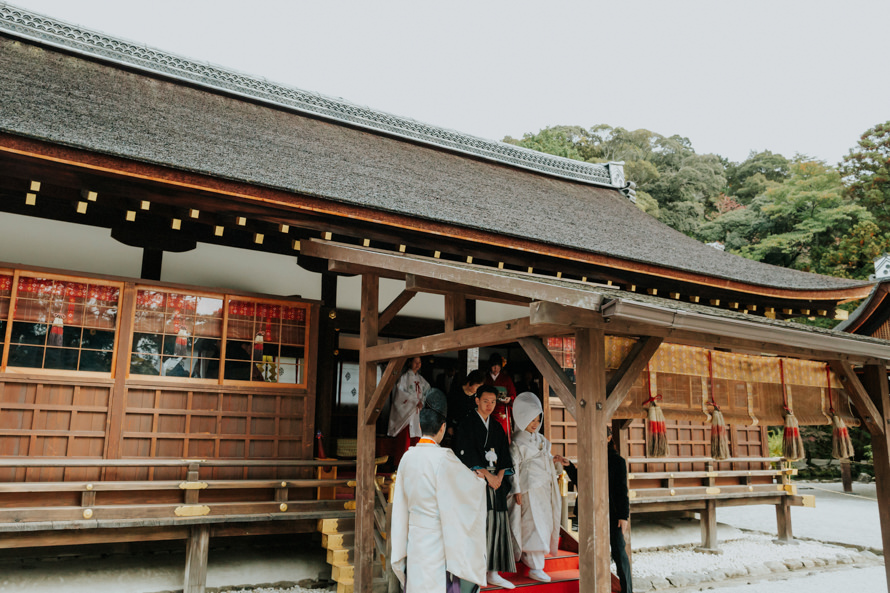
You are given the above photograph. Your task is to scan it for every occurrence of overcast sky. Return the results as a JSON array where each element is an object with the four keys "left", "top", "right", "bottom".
[{"left": 9, "top": 0, "right": 889, "bottom": 165}]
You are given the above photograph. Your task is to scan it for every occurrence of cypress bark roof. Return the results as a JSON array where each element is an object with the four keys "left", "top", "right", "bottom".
[{"left": 0, "top": 6, "right": 872, "bottom": 294}]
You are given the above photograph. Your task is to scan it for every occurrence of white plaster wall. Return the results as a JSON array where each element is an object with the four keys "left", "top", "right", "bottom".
[
  {"left": 336, "top": 275, "right": 444, "bottom": 318},
  {"left": 0, "top": 213, "right": 142, "bottom": 277},
  {"left": 162, "top": 243, "right": 321, "bottom": 300}
]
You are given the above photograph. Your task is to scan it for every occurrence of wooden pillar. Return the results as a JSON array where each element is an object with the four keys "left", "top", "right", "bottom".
[
  {"left": 355, "top": 274, "right": 379, "bottom": 593},
  {"left": 184, "top": 524, "right": 210, "bottom": 593},
  {"left": 315, "top": 272, "right": 339, "bottom": 444},
  {"left": 861, "top": 363, "right": 890, "bottom": 589},
  {"left": 775, "top": 497, "right": 793, "bottom": 542},
  {"left": 140, "top": 248, "right": 163, "bottom": 281},
  {"left": 840, "top": 459, "right": 853, "bottom": 493},
  {"left": 700, "top": 499, "right": 718, "bottom": 549},
  {"left": 574, "top": 328, "right": 611, "bottom": 592}
]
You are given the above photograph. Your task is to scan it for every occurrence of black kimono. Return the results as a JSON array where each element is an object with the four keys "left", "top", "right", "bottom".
[{"left": 453, "top": 411, "right": 516, "bottom": 573}]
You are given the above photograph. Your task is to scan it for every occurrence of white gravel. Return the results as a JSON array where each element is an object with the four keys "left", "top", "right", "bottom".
[
  {"left": 631, "top": 533, "right": 852, "bottom": 579},
  {"left": 224, "top": 587, "right": 332, "bottom": 593}
]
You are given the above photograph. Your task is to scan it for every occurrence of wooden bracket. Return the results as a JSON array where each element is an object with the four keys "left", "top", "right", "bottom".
[
  {"left": 829, "top": 360, "right": 885, "bottom": 436},
  {"left": 604, "top": 336, "right": 663, "bottom": 418},
  {"left": 519, "top": 336, "right": 576, "bottom": 418},
  {"left": 363, "top": 357, "right": 407, "bottom": 426}
]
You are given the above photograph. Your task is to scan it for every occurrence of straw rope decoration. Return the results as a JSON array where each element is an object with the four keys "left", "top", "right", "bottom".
[
  {"left": 644, "top": 362, "right": 667, "bottom": 457},
  {"left": 707, "top": 352, "right": 730, "bottom": 461},
  {"left": 827, "top": 364, "right": 854, "bottom": 460},
  {"left": 779, "top": 359, "right": 805, "bottom": 461}
]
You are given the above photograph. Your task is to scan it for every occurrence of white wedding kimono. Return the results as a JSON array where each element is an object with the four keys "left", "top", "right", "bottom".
[
  {"left": 509, "top": 394, "right": 562, "bottom": 570},
  {"left": 387, "top": 370, "right": 430, "bottom": 438},
  {"left": 391, "top": 442, "right": 488, "bottom": 591}
]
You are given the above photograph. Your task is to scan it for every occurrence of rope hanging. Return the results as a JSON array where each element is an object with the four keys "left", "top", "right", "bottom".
[
  {"left": 780, "top": 359, "right": 805, "bottom": 461},
  {"left": 707, "top": 352, "right": 730, "bottom": 461},
  {"left": 644, "top": 363, "right": 668, "bottom": 458},
  {"left": 827, "top": 364, "right": 854, "bottom": 460}
]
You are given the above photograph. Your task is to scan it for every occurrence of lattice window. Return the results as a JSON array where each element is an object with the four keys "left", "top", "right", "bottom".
[
  {"left": 129, "top": 289, "right": 308, "bottom": 387},
  {"left": 4, "top": 273, "right": 120, "bottom": 373}
]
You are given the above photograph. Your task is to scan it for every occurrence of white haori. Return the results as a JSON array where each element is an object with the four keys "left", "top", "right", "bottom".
[
  {"left": 391, "top": 443, "right": 488, "bottom": 592},
  {"left": 387, "top": 370, "right": 430, "bottom": 438},
  {"left": 509, "top": 393, "right": 562, "bottom": 562}
]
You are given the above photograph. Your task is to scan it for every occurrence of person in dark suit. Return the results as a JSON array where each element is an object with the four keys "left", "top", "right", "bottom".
[{"left": 563, "top": 426, "right": 631, "bottom": 593}]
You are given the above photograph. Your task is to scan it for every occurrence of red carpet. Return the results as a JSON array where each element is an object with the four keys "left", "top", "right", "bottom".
[{"left": 481, "top": 548, "right": 620, "bottom": 592}]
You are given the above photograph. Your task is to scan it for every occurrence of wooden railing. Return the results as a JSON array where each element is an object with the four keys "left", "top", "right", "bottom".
[
  {"left": 0, "top": 457, "right": 357, "bottom": 531},
  {"left": 623, "top": 456, "right": 799, "bottom": 506}
]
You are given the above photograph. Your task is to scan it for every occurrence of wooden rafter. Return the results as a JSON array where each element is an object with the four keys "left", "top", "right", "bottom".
[
  {"left": 529, "top": 301, "right": 890, "bottom": 364},
  {"left": 604, "top": 336, "right": 663, "bottom": 418},
  {"left": 407, "top": 274, "right": 532, "bottom": 306},
  {"left": 518, "top": 337, "right": 577, "bottom": 418},
  {"left": 362, "top": 357, "right": 407, "bottom": 426},
  {"left": 379, "top": 290, "right": 416, "bottom": 330},
  {"left": 829, "top": 360, "right": 885, "bottom": 436},
  {"left": 363, "top": 317, "right": 566, "bottom": 363}
]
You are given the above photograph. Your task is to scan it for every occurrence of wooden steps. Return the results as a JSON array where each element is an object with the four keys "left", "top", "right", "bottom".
[
  {"left": 318, "top": 516, "right": 387, "bottom": 593},
  {"left": 482, "top": 546, "right": 619, "bottom": 592}
]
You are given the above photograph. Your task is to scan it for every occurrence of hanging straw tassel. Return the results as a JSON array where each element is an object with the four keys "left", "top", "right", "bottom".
[
  {"left": 710, "top": 407, "right": 730, "bottom": 461},
  {"left": 644, "top": 364, "right": 668, "bottom": 457},
  {"left": 707, "top": 352, "right": 730, "bottom": 461},
  {"left": 779, "top": 360, "right": 805, "bottom": 461},
  {"left": 826, "top": 365, "right": 854, "bottom": 460}
]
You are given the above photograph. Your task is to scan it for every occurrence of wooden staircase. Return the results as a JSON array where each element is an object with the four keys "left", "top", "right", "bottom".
[{"left": 482, "top": 532, "right": 620, "bottom": 592}]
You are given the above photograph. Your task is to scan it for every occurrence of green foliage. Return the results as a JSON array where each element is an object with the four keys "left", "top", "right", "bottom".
[
  {"left": 505, "top": 122, "right": 890, "bottom": 282},
  {"left": 842, "top": 121, "right": 890, "bottom": 234}
]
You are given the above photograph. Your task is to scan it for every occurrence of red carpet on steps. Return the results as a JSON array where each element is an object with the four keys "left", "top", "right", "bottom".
[{"left": 480, "top": 548, "right": 620, "bottom": 592}]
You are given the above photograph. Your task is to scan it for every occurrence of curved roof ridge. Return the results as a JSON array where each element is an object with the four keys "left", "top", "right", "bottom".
[{"left": 0, "top": 2, "right": 624, "bottom": 190}]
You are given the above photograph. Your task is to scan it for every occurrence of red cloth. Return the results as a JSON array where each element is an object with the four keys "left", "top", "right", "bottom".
[
  {"left": 485, "top": 371, "right": 516, "bottom": 441},
  {"left": 392, "top": 428, "right": 420, "bottom": 469}
]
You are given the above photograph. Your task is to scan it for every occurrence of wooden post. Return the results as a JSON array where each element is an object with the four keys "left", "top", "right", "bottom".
[
  {"left": 184, "top": 524, "right": 210, "bottom": 593},
  {"left": 775, "top": 497, "right": 793, "bottom": 543},
  {"left": 861, "top": 363, "right": 890, "bottom": 589},
  {"left": 574, "top": 328, "right": 611, "bottom": 592},
  {"left": 355, "top": 274, "right": 379, "bottom": 593},
  {"left": 700, "top": 499, "right": 718, "bottom": 550},
  {"left": 840, "top": 459, "right": 853, "bottom": 493}
]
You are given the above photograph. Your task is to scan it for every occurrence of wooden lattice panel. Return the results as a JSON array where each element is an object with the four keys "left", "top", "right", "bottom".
[
  {"left": 0, "top": 378, "right": 109, "bottom": 481},
  {"left": 119, "top": 385, "right": 312, "bottom": 480}
]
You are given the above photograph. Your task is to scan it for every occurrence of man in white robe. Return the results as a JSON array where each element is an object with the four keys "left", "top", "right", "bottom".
[
  {"left": 391, "top": 388, "right": 488, "bottom": 593},
  {"left": 509, "top": 392, "right": 563, "bottom": 583}
]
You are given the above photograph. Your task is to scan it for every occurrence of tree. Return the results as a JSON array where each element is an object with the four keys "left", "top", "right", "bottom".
[
  {"left": 725, "top": 150, "right": 790, "bottom": 199},
  {"left": 737, "top": 160, "right": 874, "bottom": 273},
  {"left": 842, "top": 121, "right": 890, "bottom": 234}
]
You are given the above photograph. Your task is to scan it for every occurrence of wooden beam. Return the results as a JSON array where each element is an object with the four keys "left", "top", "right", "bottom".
[
  {"left": 605, "top": 336, "right": 663, "bottom": 419},
  {"left": 574, "top": 328, "right": 611, "bottom": 593},
  {"left": 518, "top": 337, "right": 577, "bottom": 419},
  {"left": 829, "top": 361, "right": 885, "bottom": 436},
  {"left": 407, "top": 274, "right": 532, "bottom": 306},
  {"left": 363, "top": 357, "right": 407, "bottom": 426},
  {"left": 328, "top": 259, "right": 406, "bottom": 280},
  {"left": 304, "top": 240, "right": 605, "bottom": 310},
  {"left": 355, "top": 273, "right": 379, "bottom": 593},
  {"left": 530, "top": 301, "right": 887, "bottom": 364},
  {"left": 379, "top": 290, "right": 416, "bottom": 330},
  {"left": 861, "top": 363, "right": 890, "bottom": 589},
  {"left": 183, "top": 525, "right": 210, "bottom": 593},
  {"left": 363, "top": 317, "right": 566, "bottom": 362}
]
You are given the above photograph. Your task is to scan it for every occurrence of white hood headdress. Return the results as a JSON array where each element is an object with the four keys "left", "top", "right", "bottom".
[{"left": 513, "top": 392, "right": 543, "bottom": 433}]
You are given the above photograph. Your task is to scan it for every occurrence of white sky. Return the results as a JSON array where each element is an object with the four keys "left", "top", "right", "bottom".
[{"left": 8, "top": 0, "right": 890, "bottom": 165}]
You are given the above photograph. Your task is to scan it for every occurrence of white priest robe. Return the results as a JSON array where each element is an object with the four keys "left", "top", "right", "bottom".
[
  {"left": 391, "top": 442, "right": 488, "bottom": 592},
  {"left": 387, "top": 370, "right": 430, "bottom": 438},
  {"left": 508, "top": 430, "right": 562, "bottom": 567}
]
